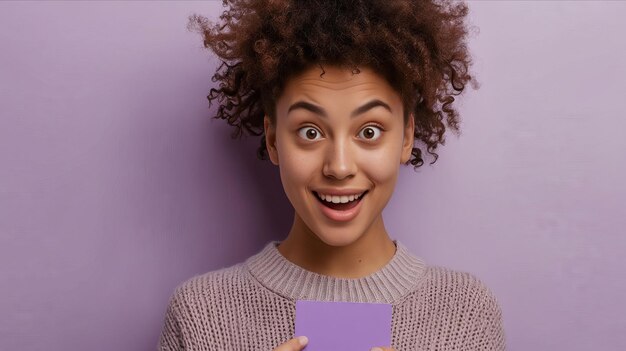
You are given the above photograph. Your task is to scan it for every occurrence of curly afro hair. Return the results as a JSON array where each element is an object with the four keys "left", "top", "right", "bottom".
[{"left": 188, "top": 0, "right": 477, "bottom": 169}]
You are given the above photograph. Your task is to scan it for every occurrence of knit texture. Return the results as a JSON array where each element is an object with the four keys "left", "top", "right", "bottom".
[{"left": 158, "top": 240, "right": 506, "bottom": 350}]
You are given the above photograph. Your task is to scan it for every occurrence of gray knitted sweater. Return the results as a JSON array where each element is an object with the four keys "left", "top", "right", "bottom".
[{"left": 157, "top": 241, "right": 506, "bottom": 350}]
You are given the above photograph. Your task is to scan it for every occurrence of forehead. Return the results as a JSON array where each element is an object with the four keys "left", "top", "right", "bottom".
[{"left": 280, "top": 65, "right": 401, "bottom": 103}]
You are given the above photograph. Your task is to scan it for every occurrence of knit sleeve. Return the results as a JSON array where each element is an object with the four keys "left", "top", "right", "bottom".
[
  {"left": 157, "top": 287, "right": 187, "bottom": 351},
  {"left": 469, "top": 280, "right": 506, "bottom": 351}
]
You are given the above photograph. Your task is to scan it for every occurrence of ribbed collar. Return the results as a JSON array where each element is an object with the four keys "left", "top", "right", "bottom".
[{"left": 244, "top": 240, "right": 427, "bottom": 304}]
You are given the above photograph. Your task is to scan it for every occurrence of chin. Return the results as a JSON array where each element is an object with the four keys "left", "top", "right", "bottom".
[{"left": 311, "top": 227, "right": 364, "bottom": 248}]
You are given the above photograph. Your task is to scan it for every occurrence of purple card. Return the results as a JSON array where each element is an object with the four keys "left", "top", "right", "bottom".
[{"left": 295, "top": 300, "right": 392, "bottom": 351}]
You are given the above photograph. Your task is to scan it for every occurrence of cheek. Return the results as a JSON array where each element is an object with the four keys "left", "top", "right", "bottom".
[
  {"left": 364, "top": 156, "right": 399, "bottom": 187},
  {"left": 276, "top": 137, "right": 318, "bottom": 193},
  {"left": 360, "top": 143, "right": 403, "bottom": 184},
  {"left": 279, "top": 154, "right": 313, "bottom": 185}
]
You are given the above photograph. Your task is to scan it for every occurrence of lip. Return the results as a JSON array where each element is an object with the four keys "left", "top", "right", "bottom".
[
  {"left": 312, "top": 188, "right": 368, "bottom": 196},
  {"left": 313, "top": 190, "right": 367, "bottom": 222}
]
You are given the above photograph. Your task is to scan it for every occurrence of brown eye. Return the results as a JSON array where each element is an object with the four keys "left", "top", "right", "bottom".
[
  {"left": 297, "top": 126, "right": 322, "bottom": 140},
  {"left": 358, "top": 126, "right": 382, "bottom": 140}
]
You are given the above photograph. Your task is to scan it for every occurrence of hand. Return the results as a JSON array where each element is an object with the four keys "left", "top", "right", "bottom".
[
  {"left": 271, "top": 337, "right": 396, "bottom": 351},
  {"left": 272, "top": 336, "right": 309, "bottom": 351}
]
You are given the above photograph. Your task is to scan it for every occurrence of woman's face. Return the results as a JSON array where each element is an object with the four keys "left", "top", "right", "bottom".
[{"left": 264, "top": 65, "right": 414, "bottom": 247}]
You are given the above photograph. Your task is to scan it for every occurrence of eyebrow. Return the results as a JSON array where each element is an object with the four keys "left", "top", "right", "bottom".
[{"left": 287, "top": 99, "right": 392, "bottom": 118}]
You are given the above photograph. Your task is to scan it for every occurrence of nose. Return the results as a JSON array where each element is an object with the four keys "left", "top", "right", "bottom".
[{"left": 322, "top": 137, "right": 357, "bottom": 180}]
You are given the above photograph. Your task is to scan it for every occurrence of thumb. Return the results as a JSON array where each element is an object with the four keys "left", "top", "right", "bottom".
[
  {"left": 273, "top": 336, "right": 309, "bottom": 351},
  {"left": 370, "top": 347, "right": 395, "bottom": 351}
]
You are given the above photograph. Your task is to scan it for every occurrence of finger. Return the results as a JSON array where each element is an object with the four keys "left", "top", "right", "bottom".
[
  {"left": 273, "top": 336, "right": 309, "bottom": 351},
  {"left": 370, "top": 347, "right": 396, "bottom": 351}
]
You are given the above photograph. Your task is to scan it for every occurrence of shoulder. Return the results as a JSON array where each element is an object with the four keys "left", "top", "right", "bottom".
[
  {"left": 421, "top": 265, "right": 501, "bottom": 310},
  {"left": 158, "top": 264, "right": 249, "bottom": 350},
  {"left": 169, "top": 263, "right": 249, "bottom": 306},
  {"left": 416, "top": 265, "right": 506, "bottom": 349},
  {"left": 161, "top": 264, "right": 251, "bottom": 328}
]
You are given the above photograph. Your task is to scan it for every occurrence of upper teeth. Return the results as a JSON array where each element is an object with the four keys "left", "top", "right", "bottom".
[{"left": 316, "top": 192, "right": 364, "bottom": 204}]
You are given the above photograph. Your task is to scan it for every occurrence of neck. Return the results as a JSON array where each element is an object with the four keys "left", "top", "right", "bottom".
[{"left": 277, "top": 213, "right": 397, "bottom": 278}]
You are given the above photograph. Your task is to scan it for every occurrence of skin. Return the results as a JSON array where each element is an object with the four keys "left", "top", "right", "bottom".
[
  {"left": 273, "top": 336, "right": 394, "bottom": 351},
  {"left": 264, "top": 64, "right": 413, "bottom": 351}
]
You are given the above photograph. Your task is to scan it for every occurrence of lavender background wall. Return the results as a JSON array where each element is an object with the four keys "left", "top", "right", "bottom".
[{"left": 1, "top": 1, "right": 624, "bottom": 350}]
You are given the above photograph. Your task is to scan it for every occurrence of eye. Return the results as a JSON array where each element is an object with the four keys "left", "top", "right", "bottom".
[
  {"left": 297, "top": 126, "right": 323, "bottom": 141},
  {"left": 357, "top": 125, "right": 383, "bottom": 140}
]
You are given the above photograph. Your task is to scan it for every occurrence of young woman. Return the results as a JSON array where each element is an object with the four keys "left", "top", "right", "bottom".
[{"left": 158, "top": 1, "right": 505, "bottom": 350}]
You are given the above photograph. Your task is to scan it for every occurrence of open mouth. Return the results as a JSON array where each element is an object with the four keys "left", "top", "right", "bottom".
[{"left": 312, "top": 191, "right": 368, "bottom": 211}]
